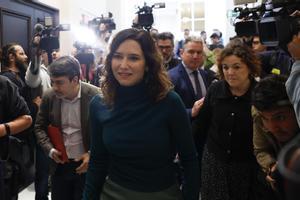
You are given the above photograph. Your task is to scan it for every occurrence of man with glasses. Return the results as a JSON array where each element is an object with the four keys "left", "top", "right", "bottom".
[{"left": 156, "top": 32, "right": 180, "bottom": 70}]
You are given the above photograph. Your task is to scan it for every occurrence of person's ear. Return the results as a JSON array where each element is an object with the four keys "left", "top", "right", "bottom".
[
  {"left": 73, "top": 76, "right": 79, "bottom": 83},
  {"left": 180, "top": 48, "right": 184, "bottom": 57}
]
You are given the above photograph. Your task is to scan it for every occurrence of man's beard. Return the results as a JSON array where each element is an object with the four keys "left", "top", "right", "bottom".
[{"left": 15, "top": 58, "right": 28, "bottom": 75}]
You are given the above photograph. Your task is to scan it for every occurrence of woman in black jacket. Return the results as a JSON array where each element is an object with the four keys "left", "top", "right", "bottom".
[{"left": 193, "top": 39, "right": 262, "bottom": 200}]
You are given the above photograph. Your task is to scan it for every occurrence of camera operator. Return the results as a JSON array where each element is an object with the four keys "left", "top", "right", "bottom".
[
  {"left": 25, "top": 35, "right": 61, "bottom": 200},
  {"left": 252, "top": 74, "right": 300, "bottom": 199}
]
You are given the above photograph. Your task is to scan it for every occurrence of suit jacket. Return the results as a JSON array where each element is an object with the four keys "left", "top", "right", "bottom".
[
  {"left": 35, "top": 81, "right": 100, "bottom": 174},
  {"left": 168, "top": 63, "right": 216, "bottom": 118}
]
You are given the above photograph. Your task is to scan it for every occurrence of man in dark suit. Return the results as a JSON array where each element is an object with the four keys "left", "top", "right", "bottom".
[
  {"left": 35, "top": 56, "right": 99, "bottom": 200},
  {"left": 168, "top": 36, "right": 216, "bottom": 119}
]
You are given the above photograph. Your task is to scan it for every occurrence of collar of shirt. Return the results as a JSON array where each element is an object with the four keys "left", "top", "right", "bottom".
[
  {"left": 182, "top": 61, "right": 193, "bottom": 73},
  {"left": 181, "top": 61, "right": 204, "bottom": 74},
  {"left": 216, "top": 79, "right": 256, "bottom": 101}
]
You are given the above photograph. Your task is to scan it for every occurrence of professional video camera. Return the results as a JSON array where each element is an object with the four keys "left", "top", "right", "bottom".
[
  {"left": 132, "top": 2, "right": 165, "bottom": 31},
  {"left": 234, "top": 0, "right": 300, "bottom": 48},
  {"left": 33, "top": 17, "right": 70, "bottom": 53},
  {"left": 88, "top": 12, "right": 116, "bottom": 34}
]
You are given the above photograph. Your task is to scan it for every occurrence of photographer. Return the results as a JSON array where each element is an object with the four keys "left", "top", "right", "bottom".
[
  {"left": 252, "top": 74, "right": 300, "bottom": 199},
  {"left": 25, "top": 35, "right": 61, "bottom": 200}
]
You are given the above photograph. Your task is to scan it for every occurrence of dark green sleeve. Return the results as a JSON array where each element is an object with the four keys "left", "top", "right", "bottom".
[
  {"left": 168, "top": 92, "right": 200, "bottom": 200},
  {"left": 83, "top": 95, "right": 109, "bottom": 200}
]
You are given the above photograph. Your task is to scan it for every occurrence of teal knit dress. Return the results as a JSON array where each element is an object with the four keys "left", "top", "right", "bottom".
[{"left": 83, "top": 82, "right": 200, "bottom": 200}]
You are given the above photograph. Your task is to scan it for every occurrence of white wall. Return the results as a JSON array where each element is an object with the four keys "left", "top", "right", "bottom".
[
  {"left": 205, "top": 0, "right": 228, "bottom": 44},
  {"left": 37, "top": 0, "right": 240, "bottom": 53}
]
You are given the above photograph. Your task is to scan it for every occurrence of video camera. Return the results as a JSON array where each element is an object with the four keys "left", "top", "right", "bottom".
[
  {"left": 88, "top": 12, "right": 116, "bottom": 34},
  {"left": 33, "top": 16, "right": 70, "bottom": 53},
  {"left": 132, "top": 2, "right": 165, "bottom": 31},
  {"left": 234, "top": 0, "right": 300, "bottom": 48}
]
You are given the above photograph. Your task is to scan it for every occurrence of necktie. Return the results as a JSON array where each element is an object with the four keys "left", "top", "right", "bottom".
[{"left": 192, "top": 70, "right": 202, "bottom": 99}]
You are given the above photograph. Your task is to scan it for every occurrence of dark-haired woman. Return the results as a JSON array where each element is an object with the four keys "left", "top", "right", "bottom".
[
  {"left": 193, "top": 39, "right": 262, "bottom": 200},
  {"left": 83, "top": 28, "right": 200, "bottom": 200}
]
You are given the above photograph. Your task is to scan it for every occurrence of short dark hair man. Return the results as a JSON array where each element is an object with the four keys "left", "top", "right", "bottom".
[
  {"left": 252, "top": 74, "right": 299, "bottom": 198},
  {"left": 35, "top": 56, "right": 99, "bottom": 200},
  {"left": 156, "top": 32, "right": 180, "bottom": 70}
]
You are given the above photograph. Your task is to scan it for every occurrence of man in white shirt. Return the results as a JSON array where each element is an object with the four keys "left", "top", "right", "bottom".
[
  {"left": 34, "top": 56, "right": 99, "bottom": 200},
  {"left": 168, "top": 36, "right": 216, "bottom": 119}
]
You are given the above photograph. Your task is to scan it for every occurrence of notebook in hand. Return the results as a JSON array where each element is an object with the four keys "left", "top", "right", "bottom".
[{"left": 47, "top": 125, "right": 69, "bottom": 163}]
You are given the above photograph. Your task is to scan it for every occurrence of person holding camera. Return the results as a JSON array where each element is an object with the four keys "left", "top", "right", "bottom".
[
  {"left": 25, "top": 39, "right": 61, "bottom": 200},
  {"left": 252, "top": 74, "right": 300, "bottom": 199}
]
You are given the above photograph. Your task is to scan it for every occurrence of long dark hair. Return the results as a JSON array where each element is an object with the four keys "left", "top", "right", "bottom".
[{"left": 101, "top": 28, "right": 172, "bottom": 106}]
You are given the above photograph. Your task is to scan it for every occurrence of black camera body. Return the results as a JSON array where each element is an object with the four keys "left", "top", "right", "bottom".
[
  {"left": 88, "top": 13, "right": 116, "bottom": 34},
  {"left": 34, "top": 22, "right": 70, "bottom": 53},
  {"left": 133, "top": 2, "right": 165, "bottom": 31},
  {"left": 234, "top": 0, "right": 300, "bottom": 48}
]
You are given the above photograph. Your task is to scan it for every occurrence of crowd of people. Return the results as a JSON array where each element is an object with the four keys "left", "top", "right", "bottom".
[{"left": 0, "top": 23, "right": 300, "bottom": 200}]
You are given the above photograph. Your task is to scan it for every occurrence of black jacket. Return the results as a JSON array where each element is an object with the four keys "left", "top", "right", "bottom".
[{"left": 192, "top": 79, "right": 257, "bottom": 162}]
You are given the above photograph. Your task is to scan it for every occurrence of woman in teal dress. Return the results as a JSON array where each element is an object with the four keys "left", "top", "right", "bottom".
[{"left": 83, "top": 28, "right": 200, "bottom": 200}]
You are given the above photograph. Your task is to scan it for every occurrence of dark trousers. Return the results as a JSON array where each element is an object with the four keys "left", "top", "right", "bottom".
[
  {"left": 51, "top": 160, "right": 86, "bottom": 200},
  {"left": 35, "top": 145, "right": 50, "bottom": 200}
]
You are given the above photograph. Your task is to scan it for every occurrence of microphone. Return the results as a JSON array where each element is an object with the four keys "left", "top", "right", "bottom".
[
  {"left": 32, "top": 23, "right": 44, "bottom": 48},
  {"left": 34, "top": 23, "right": 44, "bottom": 34}
]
